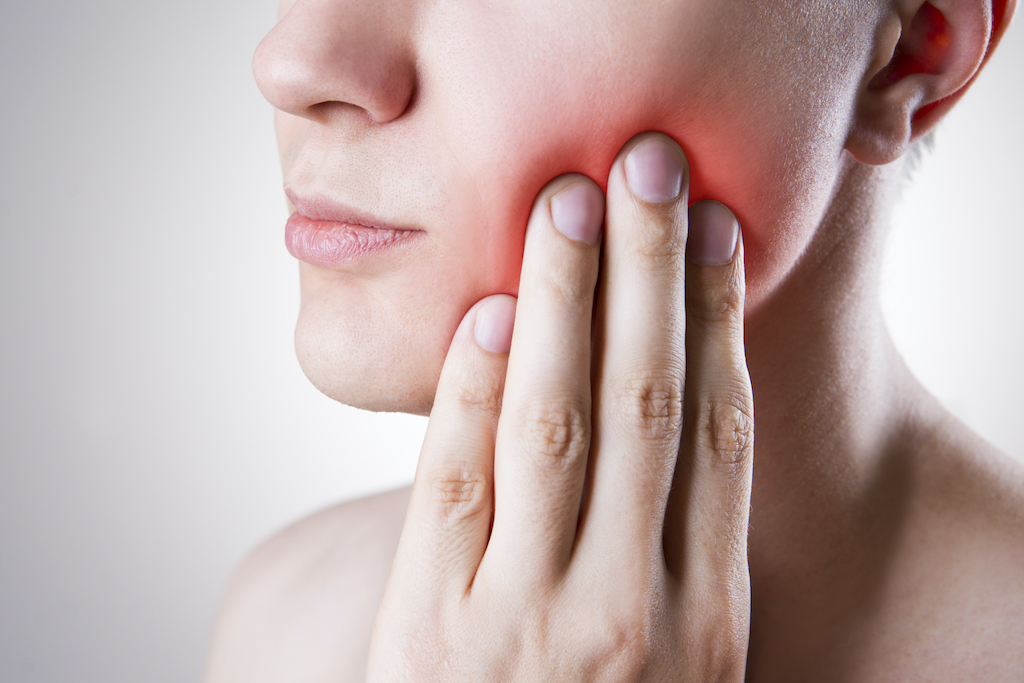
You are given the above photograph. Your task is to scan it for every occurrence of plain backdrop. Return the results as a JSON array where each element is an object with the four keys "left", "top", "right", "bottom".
[{"left": 0, "top": 2, "right": 1022, "bottom": 681}]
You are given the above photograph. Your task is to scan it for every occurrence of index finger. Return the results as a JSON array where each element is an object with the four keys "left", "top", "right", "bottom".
[{"left": 391, "top": 295, "right": 516, "bottom": 596}]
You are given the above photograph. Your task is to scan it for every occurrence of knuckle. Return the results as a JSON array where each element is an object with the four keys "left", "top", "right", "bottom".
[
  {"left": 629, "top": 215, "right": 686, "bottom": 273},
  {"left": 452, "top": 380, "right": 502, "bottom": 419},
  {"left": 428, "top": 464, "right": 490, "bottom": 520},
  {"left": 680, "top": 587, "right": 749, "bottom": 682},
  {"left": 537, "top": 255, "right": 596, "bottom": 308},
  {"left": 701, "top": 632, "right": 748, "bottom": 683},
  {"left": 700, "top": 609, "right": 750, "bottom": 681},
  {"left": 686, "top": 263, "right": 744, "bottom": 326},
  {"left": 587, "top": 598, "right": 673, "bottom": 678},
  {"left": 595, "top": 620, "right": 652, "bottom": 675},
  {"left": 616, "top": 371, "right": 684, "bottom": 446},
  {"left": 693, "top": 395, "right": 754, "bottom": 472},
  {"left": 518, "top": 397, "right": 590, "bottom": 470}
]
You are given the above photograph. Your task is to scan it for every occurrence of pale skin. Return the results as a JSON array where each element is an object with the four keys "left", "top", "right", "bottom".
[{"left": 206, "top": 0, "right": 1024, "bottom": 680}]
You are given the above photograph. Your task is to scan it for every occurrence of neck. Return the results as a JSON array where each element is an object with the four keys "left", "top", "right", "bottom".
[{"left": 742, "top": 155, "right": 926, "bottom": 671}]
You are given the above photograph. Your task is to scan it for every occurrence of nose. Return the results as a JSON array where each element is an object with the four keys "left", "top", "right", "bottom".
[{"left": 253, "top": 0, "right": 416, "bottom": 124}]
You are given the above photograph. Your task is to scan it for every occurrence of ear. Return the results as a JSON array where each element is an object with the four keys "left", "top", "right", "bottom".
[{"left": 846, "top": 0, "right": 1017, "bottom": 165}]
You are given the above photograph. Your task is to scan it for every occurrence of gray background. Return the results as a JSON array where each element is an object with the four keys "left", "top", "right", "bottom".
[{"left": 1, "top": 2, "right": 1021, "bottom": 681}]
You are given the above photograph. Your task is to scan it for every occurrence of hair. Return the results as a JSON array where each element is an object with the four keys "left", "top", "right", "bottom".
[{"left": 901, "top": 129, "right": 938, "bottom": 182}]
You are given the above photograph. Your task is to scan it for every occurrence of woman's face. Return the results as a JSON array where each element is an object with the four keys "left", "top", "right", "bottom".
[{"left": 255, "top": 0, "right": 878, "bottom": 414}]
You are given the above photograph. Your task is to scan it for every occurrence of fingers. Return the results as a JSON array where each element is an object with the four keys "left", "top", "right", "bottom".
[
  {"left": 664, "top": 201, "right": 753, "bottom": 588},
  {"left": 481, "top": 175, "right": 604, "bottom": 585},
  {"left": 394, "top": 295, "right": 516, "bottom": 595},
  {"left": 395, "top": 139, "right": 750, "bottom": 614},
  {"left": 583, "top": 134, "right": 690, "bottom": 562}
]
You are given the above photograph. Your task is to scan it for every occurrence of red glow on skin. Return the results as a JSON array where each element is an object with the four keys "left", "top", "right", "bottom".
[
  {"left": 396, "top": 2, "right": 852, "bottom": 311},
  {"left": 260, "top": 0, "right": 871, "bottom": 411},
  {"left": 443, "top": 92, "right": 767, "bottom": 302}
]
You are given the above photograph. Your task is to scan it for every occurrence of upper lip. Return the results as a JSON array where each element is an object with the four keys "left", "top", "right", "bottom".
[{"left": 284, "top": 185, "right": 419, "bottom": 231}]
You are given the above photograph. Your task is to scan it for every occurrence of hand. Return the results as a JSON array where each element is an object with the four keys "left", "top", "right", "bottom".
[{"left": 367, "top": 132, "right": 753, "bottom": 682}]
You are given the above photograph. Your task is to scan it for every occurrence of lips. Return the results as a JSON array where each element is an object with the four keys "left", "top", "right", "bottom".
[{"left": 283, "top": 188, "right": 422, "bottom": 268}]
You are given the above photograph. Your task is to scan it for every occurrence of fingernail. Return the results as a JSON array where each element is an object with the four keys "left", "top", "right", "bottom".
[
  {"left": 687, "top": 201, "right": 739, "bottom": 265},
  {"left": 474, "top": 296, "right": 516, "bottom": 354},
  {"left": 624, "top": 137, "right": 684, "bottom": 203},
  {"left": 550, "top": 182, "right": 604, "bottom": 245}
]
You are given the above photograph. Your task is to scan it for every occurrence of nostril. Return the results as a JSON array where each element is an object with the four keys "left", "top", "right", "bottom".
[
  {"left": 251, "top": 3, "right": 417, "bottom": 124},
  {"left": 360, "top": 62, "right": 417, "bottom": 123}
]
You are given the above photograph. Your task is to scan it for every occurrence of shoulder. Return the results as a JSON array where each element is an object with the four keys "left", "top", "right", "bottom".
[
  {"left": 862, "top": 416, "right": 1024, "bottom": 679},
  {"left": 204, "top": 486, "right": 411, "bottom": 683},
  {"left": 910, "top": 414, "right": 1024, "bottom": 544}
]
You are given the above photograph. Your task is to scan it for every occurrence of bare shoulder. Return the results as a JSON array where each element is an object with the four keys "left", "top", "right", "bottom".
[
  {"left": 205, "top": 486, "right": 411, "bottom": 683},
  {"left": 860, "top": 416, "right": 1024, "bottom": 680},
  {"left": 913, "top": 415, "right": 1024, "bottom": 556}
]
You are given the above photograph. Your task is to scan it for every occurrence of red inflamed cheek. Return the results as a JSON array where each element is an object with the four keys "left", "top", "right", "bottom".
[
  {"left": 464, "top": 115, "right": 764, "bottom": 300},
  {"left": 440, "top": 39, "right": 795, "bottom": 303}
]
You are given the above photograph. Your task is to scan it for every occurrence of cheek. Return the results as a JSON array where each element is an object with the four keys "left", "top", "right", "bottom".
[
  {"left": 425, "top": 1, "right": 864, "bottom": 309},
  {"left": 441, "top": 75, "right": 835, "bottom": 305}
]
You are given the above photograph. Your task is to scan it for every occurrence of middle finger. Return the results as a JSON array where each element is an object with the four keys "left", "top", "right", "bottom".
[{"left": 581, "top": 133, "right": 690, "bottom": 564}]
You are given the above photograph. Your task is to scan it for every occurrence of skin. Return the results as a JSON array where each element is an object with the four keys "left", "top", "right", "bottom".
[
  {"left": 206, "top": 0, "right": 1024, "bottom": 680},
  {"left": 262, "top": 0, "right": 889, "bottom": 414}
]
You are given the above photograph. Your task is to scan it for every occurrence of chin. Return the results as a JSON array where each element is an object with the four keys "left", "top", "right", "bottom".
[
  {"left": 291, "top": 257, "right": 499, "bottom": 416},
  {"left": 293, "top": 300, "right": 444, "bottom": 416}
]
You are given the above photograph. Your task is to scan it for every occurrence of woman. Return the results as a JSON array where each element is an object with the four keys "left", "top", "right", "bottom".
[{"left": 206, "top": 0, "right": 1024, "bottom": 680}]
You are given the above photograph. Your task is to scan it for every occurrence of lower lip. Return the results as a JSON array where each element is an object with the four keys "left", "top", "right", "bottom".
[{"left": 284, "top": 213, "right": 420, "bottom": 268}]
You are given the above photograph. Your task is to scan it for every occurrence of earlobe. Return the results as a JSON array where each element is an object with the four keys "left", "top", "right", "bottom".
[{"left": 845, "top": 0, "right": 1013, "bottom": 165}]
